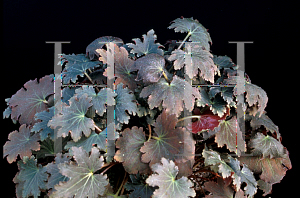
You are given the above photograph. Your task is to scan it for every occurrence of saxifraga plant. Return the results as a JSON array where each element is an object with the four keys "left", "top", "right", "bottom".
[{"left": 3, "top": 16, "right": 291, "bottom": 198}]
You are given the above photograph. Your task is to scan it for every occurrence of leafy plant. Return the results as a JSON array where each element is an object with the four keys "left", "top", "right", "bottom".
[{"left": 3, "top": 16, "right": 291, "bottom": 197}]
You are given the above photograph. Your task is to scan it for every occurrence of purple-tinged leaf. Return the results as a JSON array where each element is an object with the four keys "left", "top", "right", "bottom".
[
  {"left": 140, "top": 76, "right": 201, "bottom": 117},
  {"left": 86, "top": 36, "right": 123, "bottom": 60},
  {"left": 3, "top": 124, "right": 40, "bottom": 163},
  {"left": 168, "top": 43, "right": 217, "bottom": 82},
  {"left": 9, "top": 75, "right": 54, "bottom": 125},
  {"left": 114, "top": 126, "right": 151, "bottom": 174},
  {"left": 127, "top": 29, "right": 164, "bottom": 57}
]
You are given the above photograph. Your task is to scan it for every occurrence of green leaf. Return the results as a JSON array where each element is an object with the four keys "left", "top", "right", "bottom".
[
  {"left": 51, "top": 147, "right": 109, "bottom": 198},
  {"left": 16, "top": 156, "right": 48, "bottom": 198},
  {"left": 62, "top": 54, "right": 101, "bottom": 84},
  {"left": 125, "top": 173, "right": 157, "bottom": 198},
  {"left": 146, "top": 157, "right": 196, "bottom": 198},
  {"left": 140, "top": 76, "right": 201, "bottom": 116},
  {"left": 168, "top": 43, "right": 217, "bottom": 82},
  {"left": 249, "top": 132, "right": 284, "bottom": 158},
  {"left": 32, "top": 106, "right": 55, "bottom": 140},
  {"left": 65, "top": 130, "right": 119, "bottom": 155},
  {"left": 127, "top": 29, "right": 164, "bottom": 57},
  {"left": 196, "top": 87, "right": 227, "bottom": 117},
  {"left": 75, "top": 86, "right": 117, "bottom": 116},
  {"left": 97, "top": 43, "right": 138, "bottom": 90},
  {"left": 209, "top": 87, "right": 234, "bottom": 104},
  {"left": 214, "top": 116, "right": 246, "bottom": 157},
  {"left": 140, "top": 110, "right": 195, "bottom": 168},
  {"left": 3, "top": 124, "right": 40, "bottom": 163},
  {"left": 168, "top": 17, "right": 212, "bottom": 50},
  {"left": 9, "top": 75, "right": 54, "bottom": 125},
  {"left": 48, "top": 94, "right": 95, "bottom": 142},
  {"left": 227, "top": 157, "right": 257, "bottom": 196},
  {"left": 115, "top": 83, "right": 138, "bottom": 124},
  {"left": 202, "top": 149, "right": 257, "bottom": 197},
  {"left": 114, "top": 126, "right": 151, "bottom": 174},
  {"left": 46, "top": 153, "right": 70, "bottom": 190},
  {"left": 86, "top": 36, "right": 123, "bottom": 60},
  {"left": 247, "top": 112, "right": 280, "bottom": 139},
  {"left": 212, "top": 55, "right": 236, "bottom": 69},
  {"left": 134, "top": 53, "right": 168, "bottom": 83}
]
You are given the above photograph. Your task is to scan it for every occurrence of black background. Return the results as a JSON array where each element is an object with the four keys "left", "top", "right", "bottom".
[{"left": 2, "top": 0, "right": 298, "bottom": 197}]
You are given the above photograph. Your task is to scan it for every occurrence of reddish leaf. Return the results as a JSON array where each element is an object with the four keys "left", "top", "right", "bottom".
[
  {"left": 98, "top": 43, "right": 138, "bottom": 90},
  {"left": 3, "top": 124, "right": 40, "bottom": 163},
  {"left": 114, "top": 126, "right": 151, "bottom": 174},
  {"left": 140, "top": 110, "right": 195, "bottom": 168},
  {"left": 204, "top": 177, "right": 234, "bottom": 198},
  {"left": 9, "top": 75, "right": 54, "bottom": 125},
  {"left": 187, "top": 107, "right": 229, "bottom": 134}
]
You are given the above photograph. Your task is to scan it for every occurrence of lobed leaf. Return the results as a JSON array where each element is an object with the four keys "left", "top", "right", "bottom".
[
  {"left": 31, "top": 106, "right": 55, "bottom": 140},
  {"left": 97, "top": 43, "right": 138, "bottom": 90},
  {"left": 75, "top": 86, "right": 117, "bottom": 116},
  {"left": 51, "top": 147, "right": 109, "bottom": 198},
  {"left": 114, "top": 126, "right": 151, "bottom": 174},
  {"left": 212, "top": 55, "right": 236, "bottom": 69},
  {"left": 9, "top": 75, "right": 54, "bottom": 125},
  {"left": 238, "top": 148, "right": 292, "bottom": 196},
  {"left": 115, "top": 83, "right": 138, "bottom": 124},
  {"left": 214, "top": 116, "right": 246, "bottom": 157},
  {"left": 196, "top": 87, "right": 227, "bottom": 117},
  {"left": 146, "top": 157, "right": 196, "bottom": 198},
  {"left": 168, "top": 43, "right": 217, "bottom": 82},
  {"left": 48, "top": 94, "right": 95, "bottom": 142},
  {"left": 3, "top": 124, "right": 40, "bottom": 163},
  {"left": 64, "top": 129, "right": 118, "bottom": 155},
  {"left": 168, "top": 17, "right": 212, "bottom": 50},
  {"left": 125, "top": 173, "right": 157, "bottom": 198},
  {"left": 224, "top": 75, "right": 268, "bottom": 117},
  {"left": 61, "top": 54, "right": 101, "bottom": 84},
  {"left": 127, "top": 29, "right": 164, "bottom": 57},
  {"left": 248, "top": 132, "right": 284, "bottom": 158},
  {"left": 134, "top": 53, "right": 168, "bottom": 83},
  {"left": 140, "top": 76, "right": 201, "bottom": 117},
  {"left": 46, "top": 153, "right": 71, "bottom": 190},
  {"left": 16, "top": 156, "right": 48, "bottom": 198},
  {"left": 202, "top": 149, "right": 257, "bottom": 197},
  {"left": 86, "top": 36, "right": 123, "bottom": 60},
  {"left": 248, "top": 112, "right": 280, "bottom": 139},
  {"left": 140, "top": 110, "right": 195, "bottom": 168}
]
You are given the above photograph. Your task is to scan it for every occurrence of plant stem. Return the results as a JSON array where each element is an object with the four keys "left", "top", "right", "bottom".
[
  {"left": 84, "top": 72, "right": 100, "bottom": 93},
  {"left": 178, "top": 32, "right": 191, "bottom": 50},
  {"left": 115, "top": 172, "right": 127, "bottom": 196},
  {"left": 94, "top": 125, "right": 102, "bottom": 134},
  {"left": 177, "top": 115, "right": 202, "bottom": 123},
  {"left": 101, "top": 162, "right": 116, "bottom": 175},
  {"left": 147, "top": 124, "right": 152, "bottom": 142},
  {"left": 162, "top": 70, "right": 170, "bottom": 83}
]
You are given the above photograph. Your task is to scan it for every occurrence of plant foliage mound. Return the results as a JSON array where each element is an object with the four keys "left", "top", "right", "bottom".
[{"left": 3, "top": 16, "right": 291, "bottom": 198}]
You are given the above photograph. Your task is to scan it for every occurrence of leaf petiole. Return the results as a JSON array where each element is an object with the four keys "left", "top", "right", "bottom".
[
  {"left": 177, "top": 115, "right": 201, "bottom": 123},
  {"left": 162, "top": 70, "right": 170, "bottom": 83},
  {"left": 84, "top": 72, "right": 100, "bottom": 93},
  {"left": 177, "top": 32, "right": 192, "bottom": 50}
]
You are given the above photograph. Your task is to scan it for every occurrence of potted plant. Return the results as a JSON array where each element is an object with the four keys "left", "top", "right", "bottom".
[{"left": 3, "top": 16, "right": 291, "bottom": 198}]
